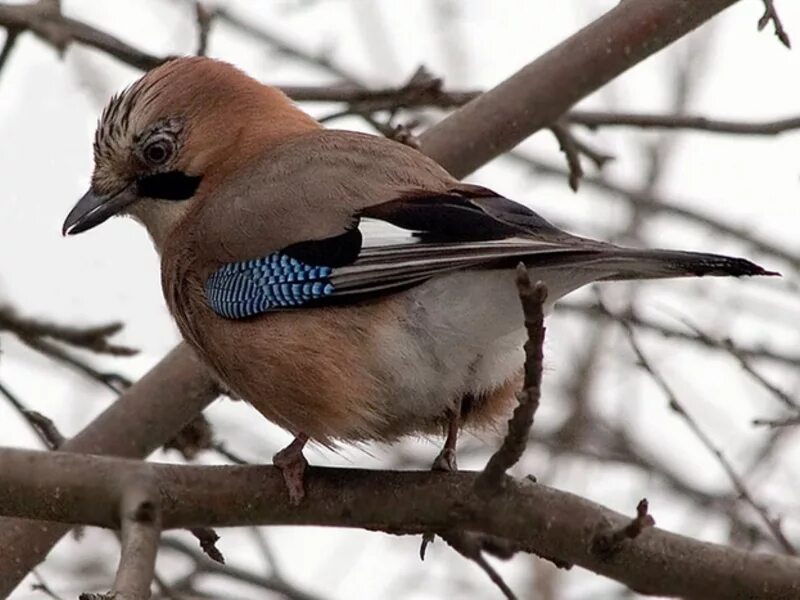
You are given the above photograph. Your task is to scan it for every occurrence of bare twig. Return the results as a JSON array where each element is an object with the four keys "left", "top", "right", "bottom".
[
  {"left": 0, "top": 305, "right": 135, "bottom": 355},
  {"left": 592, "top": 499, "right": 656, "bottom": 558},
  {"left": 214, "top": 7, "right": 359, "bottom": 84},
  {"left": 550, "top": 121, "right": 613, "bottom": 191},
  {"left": 193, "top": 1, "right": 211, "bottom": 56},
  {"left": 568, "top": 110, "right": 800, "bottom": 135},
  {"left": 0, "top": 379, "right": 64, "bottom": 449},
  {"left": 558, "top": 300, "right": 800, "bottom": 368},
  {"left": 550, "top": 123, "right": 584, "bottom": 191},
  {"left": 753, "top": 414, "right": 800, "bottom": 428},
  {"left": 190, "top": 527, "right": 225, "bottom": 565},
  {"left": 31, "top": 570, "right": 65, "bottom": 600},
  {"left": 508, "top": 152, "right": 800, "bottom": 271},
  {"left": 681, "top": 319, "right": 799, "bottom": 411},
  {"left": 0, "top": 1, "right": 165, "bottom": 69},
  {"left": 0, "top": 304, "right": 134, "bottom": 392},
  {"left": 0, "top": 26, "right": 19, "bottom": 74},
  {"left": 443, "top": 532, "right": 518, "bottom": 600},
  {"left": 758, "top": 0, "right": 791, "bottom": 48},
  {"left": 477, "top": 268, "right": 547, "bottom": 494},
  {"left": 161, "top": 537, "right": 325, "bottom": 600},
  {"left": 624, "top": 325, "right": 798, "bottom": 556}
]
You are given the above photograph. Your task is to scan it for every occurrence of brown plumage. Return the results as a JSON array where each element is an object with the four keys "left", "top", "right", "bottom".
[{"left": 64, "top": 57, "right": 775, "bottom": 502}]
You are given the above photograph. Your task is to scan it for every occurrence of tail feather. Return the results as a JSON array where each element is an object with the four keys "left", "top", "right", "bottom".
[{"left": 597, "top": 249, "right": 779, "bottom": 281}]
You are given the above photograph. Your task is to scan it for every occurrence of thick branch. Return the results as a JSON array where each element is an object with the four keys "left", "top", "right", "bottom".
[
  {"left": 0, "top": 344, "right": 218, "bottom": 593},
  {"left": 418, "top": 0, "right": 741, "bottom": 177},
  {"left": 90, "top": 480, "right": 161, "bottom": 600},
  {"left": 1, "top": 449, "right": 800, "bottom": 599}
]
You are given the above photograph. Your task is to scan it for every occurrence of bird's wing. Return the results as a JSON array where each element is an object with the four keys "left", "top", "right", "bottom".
[
  {"left": 203, "top": 185, "right": 606, "bottom": 318},
  {"left": 197, "top": 130, "right": 770, "bottom": 320}
]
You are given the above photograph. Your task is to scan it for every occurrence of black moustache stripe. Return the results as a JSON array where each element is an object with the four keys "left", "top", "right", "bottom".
[{"left": 137, "top": 171, "right": 202, "bottom": 200}]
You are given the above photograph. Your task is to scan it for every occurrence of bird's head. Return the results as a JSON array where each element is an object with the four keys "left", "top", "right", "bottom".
[{"left": 63, "top": 56, "right": 319, "bottom": 247}]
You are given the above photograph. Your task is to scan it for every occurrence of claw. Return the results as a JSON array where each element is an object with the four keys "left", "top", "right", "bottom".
[{"left": 272, "top": 434, "right": 309, "bottom": 505}]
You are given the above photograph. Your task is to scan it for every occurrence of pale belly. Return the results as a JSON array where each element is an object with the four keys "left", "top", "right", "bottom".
[{"left": 187, "top": 267, "right": 594, "bottom": 443}]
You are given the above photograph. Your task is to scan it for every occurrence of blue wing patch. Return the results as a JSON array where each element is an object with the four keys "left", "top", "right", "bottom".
[{"left": 205, "top": 253, "right": 335, "bottom": 319}]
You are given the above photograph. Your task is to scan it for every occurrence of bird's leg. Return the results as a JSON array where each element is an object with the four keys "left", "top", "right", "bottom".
[
  {"left": 432, "top": 396, "right": 463, "bottom": 472},
  {"left": 272, "top": 433, "right": 309, "bottom": 505},
  {"left": 421, "top": 397, "right": 465, "bottom": 559}
]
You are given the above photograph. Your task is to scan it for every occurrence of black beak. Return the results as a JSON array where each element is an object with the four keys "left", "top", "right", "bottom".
[{"left": 63, "top": 184, "right": 137, "bottom": 236}]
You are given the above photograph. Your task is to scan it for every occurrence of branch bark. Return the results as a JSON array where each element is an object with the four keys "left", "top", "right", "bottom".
[
  {"left": 2, "top": 449, "right": 800, "bottom": 600},
  {"left": 418, "top": 0, "right": 741, "bottom": 178},
  {"left": 0, "top": 0, "right": 747, "bottom": 593},
  {"left": 81, "top": 479, "right": 162, "bottom": 600},
  {"left": 0, "top": 344, "right": 217, "bottom": 593}
]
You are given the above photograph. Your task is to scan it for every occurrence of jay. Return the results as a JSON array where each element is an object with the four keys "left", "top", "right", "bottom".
[{"left": 63, "top": 57, "right": 774, "bottom": 502}]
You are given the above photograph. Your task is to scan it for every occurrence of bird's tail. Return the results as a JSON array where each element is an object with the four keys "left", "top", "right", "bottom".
[{"left": 593, "top": 248, "right": 779, "bottom": 281}]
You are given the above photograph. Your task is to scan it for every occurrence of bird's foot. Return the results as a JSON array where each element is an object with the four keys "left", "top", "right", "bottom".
[
  {"left": 431, "top": 447, "right": 458, "bottom": 472},
  {"left": 272, "top": 434, "right": 309, "bottom": 505}
]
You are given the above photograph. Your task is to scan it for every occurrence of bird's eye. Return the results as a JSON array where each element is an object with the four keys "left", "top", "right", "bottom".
[{"left": 142, "top": 138, "right": 174, "bottom": 166}]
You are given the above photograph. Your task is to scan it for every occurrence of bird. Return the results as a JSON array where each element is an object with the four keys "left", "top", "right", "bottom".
[{"left": 63, "top": 57, "right": 775, "bottom": 503}]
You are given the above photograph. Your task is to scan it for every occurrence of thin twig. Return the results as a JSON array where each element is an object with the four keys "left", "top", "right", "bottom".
[
  {"left": 214, "top": 7, "right": 360, "bottom": 84},
  {"left": 507, "top": 151, "right": 800, "bottom": 271},
  {"left": 443, "top": 532, "right": 518, "bottom": 600},
  {"left": 558, "top": 300, "right": 800, "bottom": 368},
  {"left": 0, "top": 0, "right": 165, "bottom": 69},
  {"left": 681, "top": 319, "right": 799, "bottom": 411},
  {"left": 193, "top": 1, "right": 211, "bottom": 56},
  {"left": 161, "top": 537, "right": 325, "bottom": 600},
  {"left": 0, "top": 379, "right": 64, "bottom": 449},
  {"left": 758, "top": 0, "right": 791, "bottom": 48},
  {"left": 549, "top": 120, "right": 614, "bottom": 191},
  {"left": 477, "top": 268, "right": 547, "bottom": 494},
  {"left": 592, "top": 499, "right": 656, "bottom": 558},
  {"left": 190, "top": 527, "right": 225, "bottom": 565},
  {"left": 624, "top": 324, "right": 797, "bottom": 556},
  {"left": 0, "top": 26, "right": 19, "bottom": 74},
  {"left": 568, "top": 110, "right": 800, "bottom": 134},
  {"left": 0, "top": 305, "right": 135, "bottom": 355},
  {"left": 753, "top": 414, "right": 800, "bottom": 428},
  {"left": 31, "top": 570, "right": 65, "bottom": 600},
  {"left": 550, "top": 123, "right": 583, "bottom": 191},
  {"left": 17, "top": 333, "right": 132, "bottom": 393}
]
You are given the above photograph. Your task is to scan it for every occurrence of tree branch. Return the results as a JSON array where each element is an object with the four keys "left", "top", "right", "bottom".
[
  {"left": 0, "top": 344, "right": 218, "bottom": 594},
  {"left": 567, "top": 110, "right": 800, "bottom": 135},
  {"left": 79, "top": 479, "right": 161, "bottom": 600},
  {"left": 0, "top": 0, "right": 164, "bottom": 69},
  {"left": 507, "top": 152, "right": 800, "bottom": 271},
  {"left": 418, "top": 0, "right": 741, "bottom": 178},
  {"left": 624, "top": 325, "right": 798, "bottom": 556},
  {"left": 2, "top": 449, "right": 800, "bottom": 598}
]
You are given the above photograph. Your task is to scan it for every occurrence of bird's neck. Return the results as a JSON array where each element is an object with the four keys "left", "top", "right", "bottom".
[{"left": 127, "top": 199, "right": 194, "bottom": 254}]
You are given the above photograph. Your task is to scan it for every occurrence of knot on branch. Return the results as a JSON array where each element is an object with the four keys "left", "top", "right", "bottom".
[
  {"left": 591, "top": 498, "right": 656, "bottom": 559},
  {"left": 164, "top": 413, "right": 214, "bottom": 460}
]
